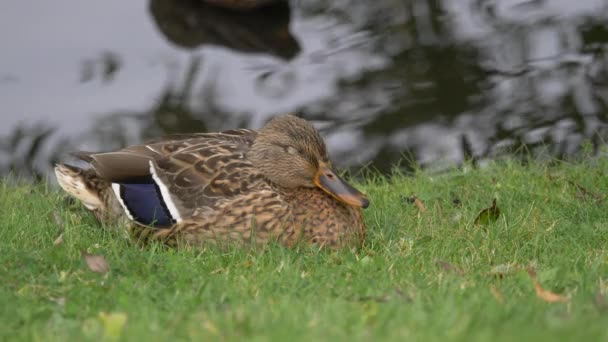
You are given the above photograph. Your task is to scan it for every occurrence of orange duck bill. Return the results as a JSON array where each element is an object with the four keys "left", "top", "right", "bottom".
[{"left": 313, "top": 162, "right": 369, "bottom": 208}]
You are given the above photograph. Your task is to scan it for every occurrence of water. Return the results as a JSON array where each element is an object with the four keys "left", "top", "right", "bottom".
[{"left": 1, "top": 0, "right": 608, "bottom": 179}]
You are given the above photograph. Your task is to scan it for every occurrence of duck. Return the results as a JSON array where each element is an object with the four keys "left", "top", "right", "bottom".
[{"left": 54, "top": 114, "right": 369, "bottom": 249}]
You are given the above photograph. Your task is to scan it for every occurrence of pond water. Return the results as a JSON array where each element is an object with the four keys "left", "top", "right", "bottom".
[{"left": 2, "top": 0, "right": 608, "bottom": 179}]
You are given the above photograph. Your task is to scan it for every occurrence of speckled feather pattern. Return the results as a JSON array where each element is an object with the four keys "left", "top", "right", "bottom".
[{"left": 55, "top": 120, "right": 366, "bottom": 249}]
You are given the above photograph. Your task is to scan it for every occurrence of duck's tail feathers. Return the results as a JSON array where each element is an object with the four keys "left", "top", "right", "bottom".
[{"left": 56, "top": 161, "right": 180, "bottom": 229}]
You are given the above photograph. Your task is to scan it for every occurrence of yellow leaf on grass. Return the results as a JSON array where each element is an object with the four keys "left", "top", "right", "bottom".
[{"left": 98, "top": 312, "right": 127, "bottom": 340}]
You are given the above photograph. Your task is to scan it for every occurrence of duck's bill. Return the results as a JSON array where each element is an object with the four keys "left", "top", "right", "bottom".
[{"left": 314, "top": 162, "right": 369, "bottom": 209}]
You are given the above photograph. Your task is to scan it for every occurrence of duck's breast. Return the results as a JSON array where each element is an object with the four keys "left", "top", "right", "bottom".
[{"left": 287, "top": 188, "right": 365, "bottom": 248}]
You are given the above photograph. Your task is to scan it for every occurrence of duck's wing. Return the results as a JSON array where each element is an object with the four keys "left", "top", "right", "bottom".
[
  {"left": 147, "top": 133, "right": 266, "bottom": 222},
  {"left": 74, "top": 129, "right": 257, "bottom": 182},
  {"left": 74, "top": 129, "right": 262, "bottom": 227}
]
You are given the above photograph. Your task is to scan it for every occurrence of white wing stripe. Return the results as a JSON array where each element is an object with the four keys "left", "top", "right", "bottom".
[
  {"left": 111, "top": 183, "right": 134, "bottom": 220},
  {"left": 149, "top": 161, "right": 183, "bottom": 222}
]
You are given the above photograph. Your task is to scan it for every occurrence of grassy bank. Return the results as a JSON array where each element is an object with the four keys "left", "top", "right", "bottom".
[{"left": 1, "top": 158, "right": 607, "bottom": 341}]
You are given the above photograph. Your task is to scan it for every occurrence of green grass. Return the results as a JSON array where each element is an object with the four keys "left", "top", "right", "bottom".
[{"left": 1, "top": 158, "right": 607, "bottom": 341}]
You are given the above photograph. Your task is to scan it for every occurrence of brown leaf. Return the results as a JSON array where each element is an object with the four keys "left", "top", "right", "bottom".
[
  {"left": 413, "top": 196, "right": 428, "bottom": 213},
  {"left": 474, "top": 198, "right": 500, "bottom": 226},
  {"left": 435, "top": 259, "right": 464, "bottom": 276},
  {"left": 82, "top": 251, "right": 109, "bottom": 274},
  {"left": 527, "top": 267, "right": 569, "bottom": 303},
  {"left": 490, "top": 286, "right": 504, "bottom": 304},
  {"left": 532, "top": 281, "right": 569, "bottom": 303}
]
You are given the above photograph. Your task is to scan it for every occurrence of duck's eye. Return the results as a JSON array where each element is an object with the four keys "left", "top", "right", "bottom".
[{"left": 285, "top": 146, "right": 299, "bottom": 155}]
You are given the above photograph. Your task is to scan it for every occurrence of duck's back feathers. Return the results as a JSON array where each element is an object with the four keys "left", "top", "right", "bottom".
[
  {"left": 70, "top": 128, "right": 263, "bottom": 227},
  {"left": 73, "top": 129, "right": 257, "bottom": 181},
  {"left": 146, "top": 131, "right": 264, "bottom": 219}
]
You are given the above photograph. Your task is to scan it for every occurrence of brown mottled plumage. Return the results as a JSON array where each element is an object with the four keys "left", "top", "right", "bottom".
[{"left": 54, "top": 114, "right": 369, "bottom": 249}]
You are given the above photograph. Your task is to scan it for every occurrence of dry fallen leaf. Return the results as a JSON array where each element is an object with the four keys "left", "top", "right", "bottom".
[
  {"left": 82, "top": 251, "right": 110, "bottom": 274},
  {"left": 527, "top": 268, "right": 570, "bottom": 303},
  {"left": 474, "top": 198, "right": 500, "bottom": 226},
  {"left": 532, "top": 282, "right": 570, "bottom": 303},
  {"left": 490, "top": 286, "right": 504, "bottom": 304},
  {"left": 413, "top": 196, "right": 428, "bottom": 213}
]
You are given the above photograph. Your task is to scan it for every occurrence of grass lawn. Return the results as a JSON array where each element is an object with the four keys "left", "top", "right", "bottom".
[{"left": 1, "top": 158, "right": 607, "bottom": 341}]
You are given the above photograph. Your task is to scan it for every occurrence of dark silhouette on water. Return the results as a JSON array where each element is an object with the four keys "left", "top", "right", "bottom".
[{"left": 149, "top": 0, "right": 300, "bottom": 60}]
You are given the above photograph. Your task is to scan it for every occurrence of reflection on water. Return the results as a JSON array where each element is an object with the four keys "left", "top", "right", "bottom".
[
  {"left": 1, "top": 0, "right": 608, "bottom": 179},
  {"left": 150, "top": 0, "right": 300, "bottom": 59}
]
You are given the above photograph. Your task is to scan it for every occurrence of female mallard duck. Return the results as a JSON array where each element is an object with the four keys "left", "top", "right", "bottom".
[{"left": 55, "top": 114, "right": 369, "bottom": 249}]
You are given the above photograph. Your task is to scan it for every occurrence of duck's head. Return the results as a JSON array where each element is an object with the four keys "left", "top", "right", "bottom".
[{"left": 248, "top": 114, "right": 369, "bottom": 209}]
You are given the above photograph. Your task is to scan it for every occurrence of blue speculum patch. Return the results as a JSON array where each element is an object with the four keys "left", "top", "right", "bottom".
[{"left": 117, "top": 177, "right": 174, "bottom": 227}]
